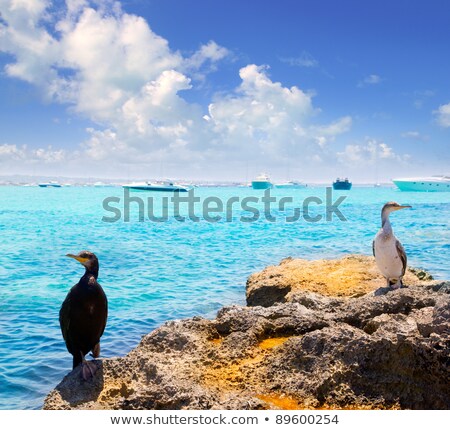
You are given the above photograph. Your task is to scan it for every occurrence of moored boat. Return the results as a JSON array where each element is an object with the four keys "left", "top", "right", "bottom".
[
  {"left": 251, "top": 173, "right": 273, "bottom": 190},
  {"left": 275, "top": 180, "right": 307, "bottom": 189},
  {"left": 123, "top": 181, "right": 190, "bottom": 192},
  {"left": 332, "top": 178, "right": 352, "bottom": 190},
  {"left": 393, "top": 176, "right": 450, "bottom": 192},
  {"left": 38, "top": 182, "right": 62, "bottom": 188}
]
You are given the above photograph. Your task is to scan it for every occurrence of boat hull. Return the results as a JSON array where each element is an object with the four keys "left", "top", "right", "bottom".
[
  {"left": 252, "top": 181, "right": 273, "bottom": 190},
  {"left": 124, "top": 185, "right": 188, "bottom": 192},
  {"left": 275, "top": 183, "right": 307, "bottom": 189},
  {"left": 39, "top": 184, "right": 61, "bottom": 188},
  {"left": 333, "top": 182, "right": 352, "bottom": 190},
  {"left": 393, "top": 180, "right": 450, "bottom": 192}
]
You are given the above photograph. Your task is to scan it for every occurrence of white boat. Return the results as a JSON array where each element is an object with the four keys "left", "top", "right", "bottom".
[
  {"left": 38, "top": 182, "right": 61, "bottom": 188},
  {"left": 275, "top": 181, "right": 307, "bottom": 189},
  {"left": 123, "top": 180, "right": 190, "bottom": 192},
  {"left": 251, "top": 173, "right": 273, "bottom": 190},
  {"left": 393, "top": 176, "right": 450, "bottom": 192},
  {"left": 93, "top": 182, "right": 114, "bottom": 187}
]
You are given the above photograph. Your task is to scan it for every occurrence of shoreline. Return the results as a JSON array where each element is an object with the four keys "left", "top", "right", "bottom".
[{"left": 44, "top": 255, "right": 450, "bottom": 410}]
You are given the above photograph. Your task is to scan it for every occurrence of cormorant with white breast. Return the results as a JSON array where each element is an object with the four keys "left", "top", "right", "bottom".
[
  {"left": 60, "top": 251, "right": 108, "bottom": 380},
  {"left": 373, "top": 202, "right": 411, "bottom": 289}
]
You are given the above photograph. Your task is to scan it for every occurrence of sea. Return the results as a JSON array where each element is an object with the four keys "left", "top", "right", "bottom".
[{"left": 0, "top": 185, "right": 449, "bottom": 409}]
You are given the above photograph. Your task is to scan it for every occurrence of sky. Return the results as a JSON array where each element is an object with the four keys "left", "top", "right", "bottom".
[{"left": 0, "top": 0, "right": 449, "bottom": 182}]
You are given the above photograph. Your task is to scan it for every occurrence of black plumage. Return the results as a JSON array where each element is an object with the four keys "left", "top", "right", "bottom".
[{"left": 59, "top": 251, "right": 107, "bottom": 379}]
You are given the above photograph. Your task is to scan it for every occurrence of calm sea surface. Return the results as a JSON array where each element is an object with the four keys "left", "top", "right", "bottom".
[{"left": 0, "top": 185, "right": 449, "bottom": 409}]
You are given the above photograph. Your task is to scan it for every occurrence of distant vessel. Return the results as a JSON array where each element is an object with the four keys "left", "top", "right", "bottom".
[
  {"left": 332, "top": 178, "right": 352, "bottom": 190},
  {"left": 275, "top": 180, "right": 307, "bottom": 189},
  {"left": 393, "top": 176, "right": 450, "bottom": 192},
  {"left": 38, "top": 182, "right": 61, "bottom": 188},
  {"left": 252, "top": 173, "right": 273, "bottom": 190},
  {"left": 123, "top": 181, "right": 189, "bottom": 192}
]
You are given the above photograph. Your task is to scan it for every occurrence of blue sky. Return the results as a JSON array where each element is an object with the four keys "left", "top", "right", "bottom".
[{"left": 0, "top": 0, "right": 449, "bottom": 181}]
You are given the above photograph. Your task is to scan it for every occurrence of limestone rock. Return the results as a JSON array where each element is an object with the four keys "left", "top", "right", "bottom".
[
  {"left": 246, "top": 254, "right": 436, "bottom": 306},
  {"left": 44, "top": 256, "right": 449, "bottom": 410}
]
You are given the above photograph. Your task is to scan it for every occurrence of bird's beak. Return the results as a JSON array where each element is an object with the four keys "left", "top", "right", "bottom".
[
  {"left": 66, "top": 253, "right": 89, "bottom": 265},
  {"left": 395, "top": 205, "right": 412, "bottom": 210}
]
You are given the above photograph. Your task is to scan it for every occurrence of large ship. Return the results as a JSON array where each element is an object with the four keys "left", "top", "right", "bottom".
[
  {"left": 393, "top": 176, "right": 450, "bottom": 192},
  {"left": 251, "top": 173, "right": 273, "bottom": 190},
  {"left": 332, "top": 178, "right": 352, "bottom": 190}
]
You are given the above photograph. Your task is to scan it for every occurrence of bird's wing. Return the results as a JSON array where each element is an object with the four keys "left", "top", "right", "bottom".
[
  {"left": 97, "top": 285, "right": 108, "bottom": 339},
  {"left": 101, "top": 292, "right": 108, "bottom": 337},
  {"left": 59, "top": 293, "right": 71, "bottom": 344},
  {"left": 395, "top": 239, "right": 407, "bottom": 276},
  {"left": 372, "top": 239, "right": 375, "bottom": 257}
]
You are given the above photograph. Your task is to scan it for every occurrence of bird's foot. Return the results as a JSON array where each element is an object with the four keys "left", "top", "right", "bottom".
[{"left": 81, "top": 360, "right": 98, "bottom": 380}]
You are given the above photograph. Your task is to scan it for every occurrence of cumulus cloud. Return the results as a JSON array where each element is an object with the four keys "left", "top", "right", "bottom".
[
  {"left": 205, "top": 65, "right": 354, "bottom": 164},
  {"left": 0, "top": 144, "right": 26, "bottom": 161},
  {"left": 337, "top": 138, "right": 407, "bottom": 165},
  {"left": 433, "top": 103, "right": 450, "bottom": 127},
  {"left": 184, "top": 40, "right": 231, "bottom": 78},
  {"left": 0, "top": 0, "right": 355, "bottom": 177},
  {"left": 0, "top": 143, "right": 66, "bottom": 164}
]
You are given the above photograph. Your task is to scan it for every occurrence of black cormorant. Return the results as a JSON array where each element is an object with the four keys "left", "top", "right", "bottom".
[{"left": 60, "top": 251, "right": 108, "bottom": 379}]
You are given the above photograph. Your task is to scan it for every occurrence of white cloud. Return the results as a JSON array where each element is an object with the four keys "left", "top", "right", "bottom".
[
  {"left": 401, "top": 131, "right": 429, "bottom": 141},
  {"left": 0, "top": 144, "right": 26, "bottom": 160},
  {"left": 401, "top": 131, "right": 420, "bottom": 139},
  {"left": 205, "top": 65, "right": 351, "bottom": 162},
  {"left": 312, "top": 116, "right": 352, "bottom": 138},
  {"left": 358, "top": 74, "right": 382, "bottom": 87},
  {"left": 433, "top": 102, "right": 450, "bottom": 127},
  {"left": 0, "top": 1, "right": 354, "bottom": 178},
  {"left": 0, "top": 143, "right": 66, "bottom": 164},
  {"left": 185, "top": 40, "right": 231, "bottom": 75},
  {"left": 280, "top": 51, "right": 318, "bottom": 68},
  {"left": 337, "top": 138, "right": 407, "bottom": 165}
]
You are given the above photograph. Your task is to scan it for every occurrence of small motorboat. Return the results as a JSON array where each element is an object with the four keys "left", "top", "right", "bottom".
[
  {"left": 332, "top": 178, "right": 352, "bottom": 190},
  {"left": 123, "top": 180, "right": 190, "bottom": 192},
  {"left": 275, "top": 181, "right": 307, "bottom": 189},
  {"left": 38, "top": 182, "right": 62, "bottom": 188},
  {"left": 251, "top": 173, "right": 273, "bottom": 190}
]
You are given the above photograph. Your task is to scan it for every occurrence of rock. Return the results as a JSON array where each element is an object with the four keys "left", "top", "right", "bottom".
[
  {"left": 44, "top": 255, "right": 450, "bottom": 410},
  {"left": 246, "top": 254, "right": 438, "bottom": 306}
]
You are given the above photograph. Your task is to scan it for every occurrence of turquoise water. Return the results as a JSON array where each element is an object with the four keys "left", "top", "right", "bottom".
[{"left": 0, "top": 185, "right": 449, "bottom": 409}]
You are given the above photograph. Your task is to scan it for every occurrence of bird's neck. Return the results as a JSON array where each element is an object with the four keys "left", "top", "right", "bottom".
[
  {"left": 83, "top": 268, "right": 99, "bottom": 281},
  {"left": 381, "top": 213, "right": 392, "bottom": 235}
]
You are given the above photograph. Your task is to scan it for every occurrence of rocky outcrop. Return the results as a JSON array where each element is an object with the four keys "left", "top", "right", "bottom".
[
  {"left": 44, "top": 255, "right": 450, "bottom": 410},
  {"left": 246, "top": 254, "right": 435, "bottom": 306}
]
